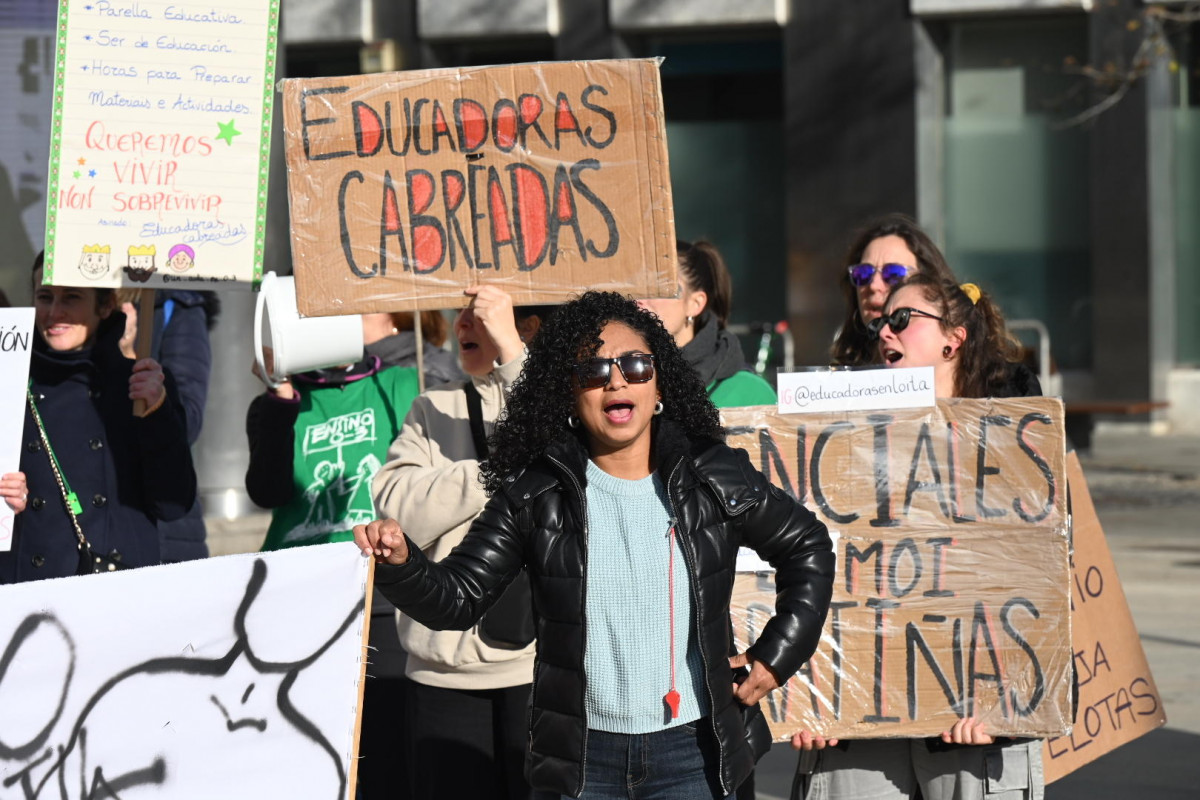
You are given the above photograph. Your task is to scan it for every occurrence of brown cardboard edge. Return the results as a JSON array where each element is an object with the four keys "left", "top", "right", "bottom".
[
  {"left": 346, "top": 558, "right": 375, "bottom": 800},
  {"left": 285, "top": 59, "right": 681, "bottom": 316},
  {"left": 1041, "top": 452, "right": 1169, "bottom": 782},
  {"left": 640, "top": 60, "right": 679, "bottom": 299}
]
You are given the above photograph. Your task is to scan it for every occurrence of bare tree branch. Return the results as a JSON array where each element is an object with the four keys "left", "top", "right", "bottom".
[{"left": 1052, "top": 2, "right": 1195, "bottom": 129}]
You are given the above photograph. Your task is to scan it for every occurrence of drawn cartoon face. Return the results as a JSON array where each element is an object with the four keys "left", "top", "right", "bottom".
[
  {"left": 167, "top": 244, "right": 195, "bottom": 274},
  {"left": 124, "top": 245, "right": 158, "bottom": 283},
  {"left": 79, "top": 247, "right": 111, "bottom": 280}
]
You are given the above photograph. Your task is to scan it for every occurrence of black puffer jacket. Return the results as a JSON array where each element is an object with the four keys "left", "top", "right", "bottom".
[{"left": 376, "top": 420, "right": 835, "bottom": 797}]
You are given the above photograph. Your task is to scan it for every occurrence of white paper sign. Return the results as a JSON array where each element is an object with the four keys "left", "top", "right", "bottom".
[
  {"left": 0, "top": 308, "right": 35, "bottom": 552},
  {"left": 777, "top": 366, "right": 935, "bottom": 414},
  {"left": 42, "top": 0, "right": 281, "bottom": 290},
  {"left": 0, "top": 542, "right": 371, "bottom": 799}
]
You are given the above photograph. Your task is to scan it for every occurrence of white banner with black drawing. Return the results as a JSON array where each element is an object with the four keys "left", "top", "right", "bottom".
[{"left": 0, "top": 542, "right": 371, "bottom": 799}]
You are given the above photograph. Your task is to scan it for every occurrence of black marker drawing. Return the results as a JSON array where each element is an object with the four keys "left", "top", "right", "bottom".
[{"left": 0, "top": 558, "right": 365, "bottom": 799}]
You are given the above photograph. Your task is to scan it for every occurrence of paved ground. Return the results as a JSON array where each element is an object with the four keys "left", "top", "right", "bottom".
[{"left": 204, "top": 428, "right": 1200, "bottom": 799}]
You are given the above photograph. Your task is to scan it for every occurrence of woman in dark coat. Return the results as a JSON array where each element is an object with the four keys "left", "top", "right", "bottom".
[
  {"left": 790, "top": 275, "right": 1044, "bottom": 800},
  {"left": 0, "top": 263, "right": 196, "bottom": 583},
  {"left": 831, "top": 214, "right": 958, "bottom": 367},
  {"left": 113, "top": 288, "right": 220, "bottom": 563},
  {"left": 356, "top": 291, "right": 835, "bottom": 799}
]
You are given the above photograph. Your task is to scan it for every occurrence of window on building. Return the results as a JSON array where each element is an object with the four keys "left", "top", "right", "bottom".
[
  {"left": 941, "top": 17, "right": 1092, "bottom": 372},
  {"left": 650, "top": 36, "right": 787, "bottom": 367}
]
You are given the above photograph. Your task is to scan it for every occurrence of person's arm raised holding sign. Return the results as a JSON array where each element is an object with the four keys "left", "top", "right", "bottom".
[
  {"left": 358, "top": 291, "right": 834, "bottom": 800},
  {"left": 365, "top": 284, "right": 549, "bottom": 800}
]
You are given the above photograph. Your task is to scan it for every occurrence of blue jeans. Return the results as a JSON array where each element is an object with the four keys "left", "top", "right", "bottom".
[{"left": 571, "top": 721, "right": 734, "bottom": 800}]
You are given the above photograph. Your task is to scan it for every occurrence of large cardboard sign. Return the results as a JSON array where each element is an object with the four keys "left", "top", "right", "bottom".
[
  {"left": 724, "top": 399, "right": 1073, "bottom": 739},
  {"left": 0, "top": 543, "right": 372, "bottom": 799},
  {"left": 1043, "top": 453, "right": 1166, "bottom": 781},
  {"left": 43, "top": 0, "right": 279, "bottom": 289},
  {"left": 280, "top": 58, "right": 678, "bottom": 316},
  {"left": 0, "top": 309, "right": 35, "bottom": 551}
]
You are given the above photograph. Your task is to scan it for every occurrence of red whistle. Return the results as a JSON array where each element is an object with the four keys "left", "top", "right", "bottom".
[{"left": 664, "top": 690, "right": 681, "bottom": 719}]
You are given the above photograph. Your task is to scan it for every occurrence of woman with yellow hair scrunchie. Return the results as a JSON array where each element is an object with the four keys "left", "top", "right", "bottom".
[{"left": 789, "top": 273, "right": 1044, "bottom": 800}]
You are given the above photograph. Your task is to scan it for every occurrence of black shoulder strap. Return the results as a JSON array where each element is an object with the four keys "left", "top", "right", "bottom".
[{"left": 463, "top": 381, "right": 489, "bottom": 459}]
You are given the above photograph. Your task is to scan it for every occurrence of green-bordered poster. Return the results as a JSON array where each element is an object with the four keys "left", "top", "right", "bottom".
[{"left": 43, "top": 0, "right": 279, "bottom": 289}]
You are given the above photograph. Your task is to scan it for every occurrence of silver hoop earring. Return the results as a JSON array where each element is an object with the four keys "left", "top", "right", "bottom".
[
  {"left": 653, "top": 401, "right": 664, "bottom": 415},
  {"left": 686, "top": 316, "right": 694, "bottom": 326},
  {"left": 567, "top": 415, "right": 580, "bottom": 429}
]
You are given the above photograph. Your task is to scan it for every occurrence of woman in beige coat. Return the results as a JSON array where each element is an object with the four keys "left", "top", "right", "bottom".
[{"left": 371, "top": 285, "right": 551, "bottom": 800}]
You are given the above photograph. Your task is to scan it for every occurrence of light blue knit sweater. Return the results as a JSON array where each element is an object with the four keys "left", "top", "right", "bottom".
[{"left": 583, "top": 460, "right": 708, "bottom": 733}]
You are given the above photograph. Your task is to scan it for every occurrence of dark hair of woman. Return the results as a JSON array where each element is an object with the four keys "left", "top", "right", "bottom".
[
  {"left": 831, "top": 214, "right": 956, "bottom": 366},
  {"left": 677, "top": 239, "right": 734, "bottom": 329},
  {"left": 480, "top": 291, "right": 724, "bottom": 495},
  {"left": 896, "top": 273, "right": 1024, "bottom": 399},
  {"left": 32, "top": 250, "right": 114, "bottom": 314},
  {"left": 388, "top": 311, "right": 450, "bottom": 348}
]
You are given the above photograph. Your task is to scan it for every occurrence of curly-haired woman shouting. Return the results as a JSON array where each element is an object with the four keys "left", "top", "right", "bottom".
[{"left": 357, "top": 291, "right": 834, "bottom": 800}]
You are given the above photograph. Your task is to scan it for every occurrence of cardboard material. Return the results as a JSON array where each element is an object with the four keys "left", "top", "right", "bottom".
[
  {"left": 724, "top": 398, "right": 1073, "bottom": 740},
  {"left": 0, "top": 543, "right": 370, "bottom": 799},
  {"left": 44, "top": 0, "right": 278, "bottom": 289},
  {"left": 1042, "top": 453, "right": 1166, "bottom": 782},
  {"left": 280, "top": 58, "right": 678, "bottom": 315}
]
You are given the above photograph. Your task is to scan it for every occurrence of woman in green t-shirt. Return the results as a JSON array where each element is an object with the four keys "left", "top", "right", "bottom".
[{"left": 638, "top": 239, "right": 776, "bottom": 408}]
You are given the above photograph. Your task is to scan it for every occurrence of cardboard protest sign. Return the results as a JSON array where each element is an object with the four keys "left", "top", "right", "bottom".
[
  {"left": 43, "top": 0, "right": 279, "bottom": 289},
  {"left": 0, "top": 542, "right": 372, "bottom": 799},
  {"left": 0, "top": 309, "right": 35, "bottom": 551},
  {"left": 724, "top": 398, "right": 1073, "bottom": 740},
  {"left": 280, "top": 58, "right": 678, "bottom": 316},
  {"left": 1043, "top": 452, "right": 1166, "bottom": 782}
]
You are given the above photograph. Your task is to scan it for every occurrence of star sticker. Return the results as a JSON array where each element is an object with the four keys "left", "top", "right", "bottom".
[
  {"left": 84, "top": 35, "right": 92, "bottom": 41},
  {"left": 215, "top": 119, "right": 242, "bottom": 146},
  {"left": 88, "top": 169, "right": 97, "bottom": 178},
  {"left": 81, "top": 65, "right": 88, "bottom": 72},
  {"left": 72, "top": 170, "right": 81, "bottom": 179},
  {"left": 77, "top": 157, "right": 86, "bottom": 165}
]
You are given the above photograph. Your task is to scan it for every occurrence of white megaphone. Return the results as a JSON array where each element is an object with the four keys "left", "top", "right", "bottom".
[{"left": 253, "top": 271, "right": 364, "bottom": 389}]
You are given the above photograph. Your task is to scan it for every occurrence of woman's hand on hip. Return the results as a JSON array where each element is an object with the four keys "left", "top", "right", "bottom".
[
  {"left": 728, "top": 651, "right": 781, "bottom": 706},
  {"left": 353, "top": 518, "right": 411, "bottom": 566}
]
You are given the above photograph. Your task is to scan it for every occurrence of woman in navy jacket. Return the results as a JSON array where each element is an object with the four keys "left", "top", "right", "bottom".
[{"left": 0, "top": 261, "right": 196, "bottom": 583}]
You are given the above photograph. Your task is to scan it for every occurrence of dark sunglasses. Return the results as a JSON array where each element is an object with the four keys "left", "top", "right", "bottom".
[
  {"left": 848, "top": 263, "right": 914, "bottom": 288},
  {"left": 574, "top": 353, "right": 656, "bottom": 389},
  {"left": 866, "top": 307, "right": 943, "bottom": 339}
]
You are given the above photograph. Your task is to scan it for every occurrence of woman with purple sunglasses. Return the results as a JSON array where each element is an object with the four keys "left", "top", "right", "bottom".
[{"left": 830, "top": 214, "right": 957, "bottom": 367}]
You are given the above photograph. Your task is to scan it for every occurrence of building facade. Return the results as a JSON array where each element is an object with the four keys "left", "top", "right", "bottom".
[
  {"left": 3, "top": 0, "right": 1195, "bottom": 525},
  {"left": 278, "top": 0, "right": 1199, "bottom": 430}
]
